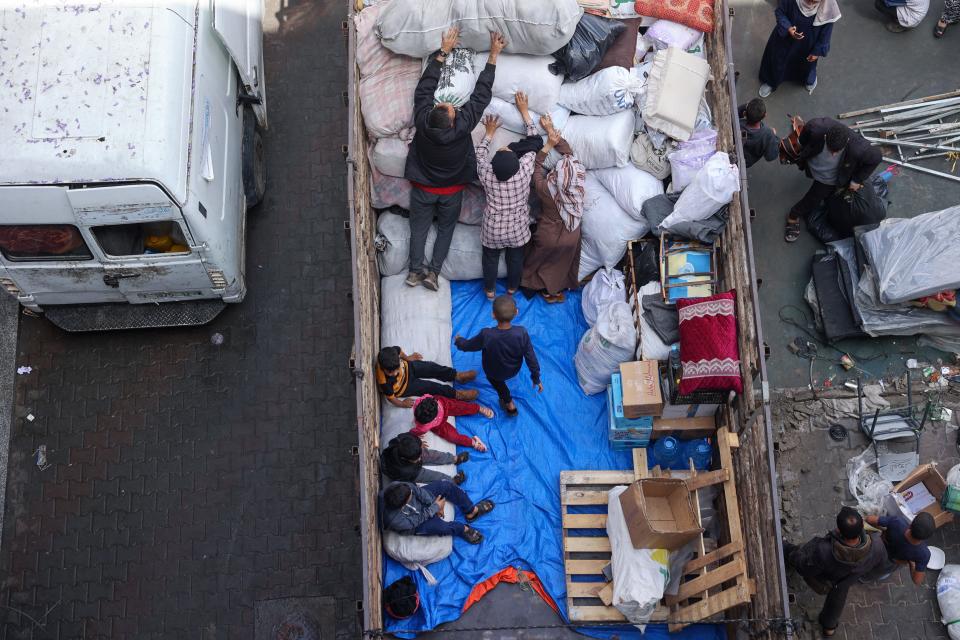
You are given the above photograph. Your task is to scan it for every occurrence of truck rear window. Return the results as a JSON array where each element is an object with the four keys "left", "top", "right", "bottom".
[
  {"left": 0, "top": 225, "right": 92, "bottom": 261},
  {"left": 92, "top": 221, "right": 191, "bottom": 257}
]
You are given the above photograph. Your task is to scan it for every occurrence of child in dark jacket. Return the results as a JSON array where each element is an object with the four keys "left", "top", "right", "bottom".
[
  {"left": 380, "top": 433, "right": 469, "bottom": 485},
  {"left": 376, "top": 345, "right": 478, "bottom": 408},
  {"left": 410, "top": 395, "right": 493, "bottom": 452},
  {"left": 455, "top": 295, "right": 542, "bottom": 416},
  {"left": 380, "top": 480, "right": 494, "bottom": 543}
]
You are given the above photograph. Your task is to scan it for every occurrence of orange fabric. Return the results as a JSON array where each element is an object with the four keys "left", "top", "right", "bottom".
[{"left": 462, "top": 567, "right": 560, "bottom": 614}]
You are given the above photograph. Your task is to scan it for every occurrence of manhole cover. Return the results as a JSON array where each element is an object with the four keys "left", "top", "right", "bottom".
[{"left": 255, "top": 597, "right": 336, "bottom": 640}]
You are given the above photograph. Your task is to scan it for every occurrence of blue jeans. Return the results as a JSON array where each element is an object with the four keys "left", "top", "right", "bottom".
[{"left": 413, "top": 480, "right": 475, "bottom": 538}]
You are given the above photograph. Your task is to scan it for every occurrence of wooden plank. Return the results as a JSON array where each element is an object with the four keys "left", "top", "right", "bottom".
[
  {"left": 682, "top": 469, "right": 730, "bottom": 492},
  {"left": 569, "top": 606, "right": 626, "bottom": 622},
  {"left": 567, "top": 581, "right": 608, "bottom": 599},
  {"left": 598, "top": 582, "right": 613, "bottom": 605},
  {"left": 566, "top": 559, "right": 610, "bottom": 575},
  {"left": 682, "top": 541, "right": 744, "bottom": 574},
  {"left": 561, "top": 470, "right": 634, "bottom": 486},
  {"left": 652, "top": 416, "right": 717, "bottom": 435},
  {"left": 563, "top": 490, "right": 614, "bottom": 505},
  {"left": 671, "top": 557, "right": 746, "bottom": 601},
  {"left": 563, "top": 513, "right": 607, "bottom": 529},
  {"left": 668, "top": 584, "right": 751, "bottom": 632},
  {"left": 565, "top": 536, "right": 611, "bottom": 553},
  {"left": 633, "top": 448, "right": 648, "bottom": 481},
  {"left": 717, "top": 427, "right": 745, "bottom": 548},
  {"left": 726, "top": 431, "right": 741, "bottom": 448}
]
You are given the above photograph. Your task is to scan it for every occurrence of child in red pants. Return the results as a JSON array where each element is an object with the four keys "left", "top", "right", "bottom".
[{"left": 409, "top": 395, "right": 493, "bottom": 452}]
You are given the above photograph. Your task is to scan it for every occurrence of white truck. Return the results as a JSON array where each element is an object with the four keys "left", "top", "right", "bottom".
[{"left": 0, "top": 0, "right": 266, "bottom": 331}]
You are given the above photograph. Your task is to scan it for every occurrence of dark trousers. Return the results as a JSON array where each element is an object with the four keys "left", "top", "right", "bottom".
[
  {"left": 790, "top": 180, "right": 836, "bottom": 220},
  {"left": 874, "top": 0, "right": 900, "bottom": 20},
  {"left": 403, "top": 360, "right": 457, "bottom": 398},
  {"left": 482, "top": 245, "right": 525, "bottom": 294},
  {"left": 783, "top": 541, "right": 852, "bottom": 631},
  {"left": 409, "top": 187, "right": 463, "bottom": 276},
  {"left": 489, "top": 377, "right": 512, "bottom": 406},
  {"left": 413, "top": 480, "right": 475, "bottom": 538}
]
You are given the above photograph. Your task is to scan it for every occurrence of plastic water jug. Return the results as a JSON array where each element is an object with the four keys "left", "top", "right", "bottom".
[
  {"left": 650, "top": 436, "right": 680, "bottom": 469},
  {"left": 683, "top": 439, "right": 713, "bottom": 470}
]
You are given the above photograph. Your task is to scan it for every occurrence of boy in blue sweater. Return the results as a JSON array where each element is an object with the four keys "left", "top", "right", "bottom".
[{"left": 455, "top": 295, "right": 542, "bottom": 417}]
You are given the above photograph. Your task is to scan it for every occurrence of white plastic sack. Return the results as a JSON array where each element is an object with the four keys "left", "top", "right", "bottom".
[
  {"left": 546, "top": 111, "right": 635, "bottom": 170},
  {"left": 484, "top": 97, "right": 571, "bottom": 135},
  {"left": 474, "top": 53, "right": 564, "bottom": 115},
  {"left": 380, "top": 273, "right": 456, "bottom": 575},
  {"left": 638, "top": 281, "right": 673, "bottom": 361},
  {"left": 376, "top": 0, "right": 583, "bottom": 57},
  {"left": 661, "top": 152, "right": 739, "bottom": 231},
  {"left": 846, "top": 447, "right": 894, "bottom": 517},
  {"left": 643, "top": 47, "right": 710, "bottom": 142},
  {"left": 470, "top": 122, "right": 524, "bottom": 151},
  {"left": 375, "top": 211, "right": 506, "bottom": 279},
  {"left": 422, "top": 48, "right": 478, "bottom": 107},
  {"left": 578, "top": 174, "right": 650, "bottom": 280},
  {"left": 575, "top": 301, "right": 637, "bottom": 395},
  {"left": 356, "top": 2, "right": 414, "bottom": 79},
  {"left": 646, "top": 19, "right": 701, "bottom": 50},
  {"left": 359, "top": 60, "right": 421, "bottom": 139},
  {"left": 459, "top": 185, "right": 486, "bottom": 226},
  {"left": 593, "top": 164, "right": 665, "bottom": 220},
  {"left": 371, "top": 137, "right": 409, "bottom": 178},
  {"left": 558, "top": 67, "right": 641, "bottom": 116},
  {"left": 667, "top": 127, "right": 717, "bottom": 192},
  {"left": 937, "top": 565, "right": 960, "bottom": 639},
  {"left": 607, "top": 486, "right": 670, "bottom": 627},
  {"left": 582, "top": 268, "right": 626, "bottom": 327}
]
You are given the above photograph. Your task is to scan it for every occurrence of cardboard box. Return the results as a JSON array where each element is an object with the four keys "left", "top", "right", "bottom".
[
  {"left": 620, "top": 361, "right": 663, "bottom": 418},
  {"left": 894, "top": 463, "right": 955, "bottom": 529},
  {"left": 618, "top": 478, "right": 703, "bottom": 550},
  {"left": 607, "top": 374, "right": 652, "bottom": 446}
]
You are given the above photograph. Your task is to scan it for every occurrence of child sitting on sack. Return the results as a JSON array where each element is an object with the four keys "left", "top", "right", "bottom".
[
  {"left": 380, "top": 432, "right": 469, "bottom": 485},
  {"left": 410, "top": 395, "right": 493, "bottom": 452},
  {"left": 376, "top": 345, "right": 478, "bottom": 408}
]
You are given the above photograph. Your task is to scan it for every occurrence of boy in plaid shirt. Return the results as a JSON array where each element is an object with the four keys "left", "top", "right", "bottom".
[{"left": 476, "top": 91, "right": 543, "bottom": 299}]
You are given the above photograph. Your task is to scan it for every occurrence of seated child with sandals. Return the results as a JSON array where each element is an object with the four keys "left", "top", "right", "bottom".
[
  {"left": 410, "top": 395, "right": 493, "bottom": 452},
  {"left": 376, "top": 345, "right": 478, "bottom": 408}
]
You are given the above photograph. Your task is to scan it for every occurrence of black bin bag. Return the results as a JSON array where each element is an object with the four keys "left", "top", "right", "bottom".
[{"left": 550, "top": 14, "right": 625, "bottom": 81}]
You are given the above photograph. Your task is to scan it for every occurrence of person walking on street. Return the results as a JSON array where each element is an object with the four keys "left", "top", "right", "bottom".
[
  {"left": 934, "top": 0, "right": 960, "bottom": 36},
  {"left": 758, "top": 0, "right": 841, "bottom": 97},
  {"left": 783, "top": 118, "right": 880, "bottom": 243},
  {"left": 782, "top": 507, "right": 887, "bottom": 637},
  {"left": 404, "top": 28, "right": 507, "bottom": 292},
  {"left": 864, "top": 512, "right": 935, "bottom": 585},
  {"left": 738, "top": 99, "right": 779, "bottom": 167}
]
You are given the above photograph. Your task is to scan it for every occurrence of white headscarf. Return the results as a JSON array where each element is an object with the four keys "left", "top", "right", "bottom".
[{"left": 797, "top": 0, "right": 842, "bottom": 25}]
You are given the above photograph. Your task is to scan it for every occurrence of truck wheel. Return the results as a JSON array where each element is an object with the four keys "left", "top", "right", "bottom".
[{"left": 242, "top": 107, "right": 266, "bottom": 209}]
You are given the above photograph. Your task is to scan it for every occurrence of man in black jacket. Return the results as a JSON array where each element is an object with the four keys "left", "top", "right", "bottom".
[
  {"left": 404, "top": 27, "right": 506, "bottom": 292},
  {"left": 784, "top": 117, "right": 881, "bottom": 243},
  {"left": 782, "top": 507, "right": 887, "bottom": 637}
]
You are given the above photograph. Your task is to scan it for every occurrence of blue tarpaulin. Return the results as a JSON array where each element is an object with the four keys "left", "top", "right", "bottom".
[{"left": 383, "top": 280, "right": 723, "bottom": 640}]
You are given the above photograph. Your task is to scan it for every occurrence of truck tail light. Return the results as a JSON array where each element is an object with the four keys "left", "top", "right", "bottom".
[
  {"left": 0, "top": 278, "right": 20, "bottom": 296},
  {"left": 207, "top": 269, "right": 228, "bottom": 289}
]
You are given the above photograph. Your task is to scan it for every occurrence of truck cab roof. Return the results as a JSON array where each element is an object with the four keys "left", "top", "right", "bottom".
[{"left": 0, "top": 2, "right": 198, "bottom": 203}]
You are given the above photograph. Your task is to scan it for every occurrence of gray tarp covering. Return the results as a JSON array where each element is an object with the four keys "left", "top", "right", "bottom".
[{"left": 861, "top": 207, "right": 960, "bottom": 305}]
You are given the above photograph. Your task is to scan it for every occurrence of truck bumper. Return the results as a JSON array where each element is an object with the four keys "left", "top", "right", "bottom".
[{"left": 42, "top": 300, "right": 227, "bottom": 332}]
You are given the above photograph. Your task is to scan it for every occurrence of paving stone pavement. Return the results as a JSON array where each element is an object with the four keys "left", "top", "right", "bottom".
[
  {"left": 774, "top": 386, "right": 960, "bottom": 640},
  {"left": 0, "top": 2, "right": 360, "bottom": 638}
]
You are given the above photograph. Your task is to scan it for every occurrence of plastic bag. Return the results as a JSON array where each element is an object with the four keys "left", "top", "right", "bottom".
[
  {"left": 582, "top": 268, "right": 626, "bottom": 327},
  {"left": 483, "top": 97, "right": 571, "bottom": 135},
  {"left": 846, "top": 447, "right": 894, "bottom": 516},
  {"left": 558, "top": 67, "right": 641, "bottom": 116},
  {"left": 474, "top": 53, "right": 564, "bottom": 115},
  {"left": 578, "top": 173, "right": 650, "bottom": 280},
  {"left": 424, "top": 48, "right": 477, "bottom": 107},
  {"left": 550, "top": 14, "right": 627, "bottom": 81},
  {"left": 575, "top": 301, "right": 638, "bottom": 395},
  {"left": 593, "top": 164, "right": 665, "bottom": 220},
  {"left": 630, "top": 131, "right": 672, "bottom": 180},
  {"left": 545, "top": 111, "right": 635, "bottom": 170},
  {"left": 825, "top": 182, "right": 886, "bottom": 238},
  {"left": 667, "top": 127, "right": 718, "bottom": 191},
  {"left": 937, "top": 565, "right": 960, "bottom": 639},
  {"left": 661, "top": 152, "right": 739, "bottom": 231},
  {"left": 359, "top": 60, "right": 421, "bottom": 138},
  {"left": 646, "top": 19, "right": 701, "bottom": 50}
]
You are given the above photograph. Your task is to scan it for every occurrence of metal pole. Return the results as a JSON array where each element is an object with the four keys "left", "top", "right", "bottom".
[
  {"left": 863, "top": 136, "right": 960, "bottom": 152},
  {"left": 883, "top": 156, "right": 960, "bottom": 182},
  {"left": 838, "top": 89, "right": 960, "bottom": 118},
  {"left": 879, "top": 96, "right": 960, "bottom": 114}
]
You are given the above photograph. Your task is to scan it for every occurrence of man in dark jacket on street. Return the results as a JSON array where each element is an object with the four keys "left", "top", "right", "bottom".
[
  {"left": 380, "top": 480, "right": 494, "bottom": 544},
  {"left": 782, "top": 507, "right": 887, "bottom": 637},
  {"left": 404, "top": 27, "right": 506, "bottom": 292},
  {"left": 783, "top": 117, "right": 881, "bottom": 243}
]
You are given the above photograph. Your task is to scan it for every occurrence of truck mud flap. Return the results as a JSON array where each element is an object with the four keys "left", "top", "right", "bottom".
[{"left": 43, "top": 300, "right": 226, "bottom": 332}]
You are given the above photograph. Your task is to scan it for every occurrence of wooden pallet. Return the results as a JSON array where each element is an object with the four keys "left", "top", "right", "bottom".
[{"left": 561, "top": 427, "right": 753, "bottom": 631}]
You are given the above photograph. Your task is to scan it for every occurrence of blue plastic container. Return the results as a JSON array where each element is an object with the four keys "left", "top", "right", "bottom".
[
  {"left": 649, "top": 436, "right": 680, "bottom": 469},
  {"left": 683, "top": 438, "right": 713, "bottom": 470}
]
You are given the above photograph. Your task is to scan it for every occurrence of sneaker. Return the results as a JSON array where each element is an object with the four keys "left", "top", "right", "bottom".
[
  {"left": 806, "top": 77, "right": 818, "bottom": 95},
  {"left": 462, "top": 526, "right": 483, "bottom": 544},
  {"left": 758, "top": 83, "right": 773, "bottom": 98},
  {"left": 455, "top": 389, "right": 479, "bottom": 401},
  {"left": 453, "top": 470, "right": 467, "bottom": 485},
  {"left": 455, "top": 369, "right": 478, "bottom": 383},
  {"left": 455, "top": 451, "right": 470, "bottom": 464},
  {"left": 404, "top": 271, "right": 424, "bottom": 287},
  {"left": 886, "top": 21, "right": 908, "bottom": 32},
  {"left": 422, "top": 271, "right": 439, "bottom": 291}
]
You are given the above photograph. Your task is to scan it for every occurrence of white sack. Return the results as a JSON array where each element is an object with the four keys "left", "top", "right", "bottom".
[
  {"left": 638, "top": 281, "right": 673, "bottom": 361},
  {"left": 646, "top": 19, "right": 701, "bottom": 50},
  {"left": 422, "top": 48, "right": 477, "bottom": 107},
  {"left": 460, "top": 185, "right": 486, "bottom": 226},
  {"left": 356, "top": 2, "right": 415, "bottom": 79},
  {"left": 380, "top": 273, "right": 456, "bottom": 574},
  {"left": 582, "top": 268, "right": 626, "bottom": 327},
  {"left": 376, "top": 211, "right": 506, "bottom": 279},
  {"left": 474, "top": 53, "right": 564, "bottom": 115},
  {"left": 371, "top": 137, "right": 409, "bottom": 178},
  {"left": 575, "top": 301, "right": 637, "bottom": 395},
  {"left": 484, "top": 97, "right": 571, "bottom": 135},
  {"left": 359, "top": 60, "right": 421, "bottom": 138},
  {"left": 661, "top": 152, "right": 739, "bottom": 230},
  {"left": 578, "top": 174, "right": 650, "bottom": 280},
  {"left": 607, "top": 486, "right": 670, "bottom": 626},
  {"left": 558, "top": 67, "right": 641, "bottom": 116},
  {"left": 667, "top": 127, "right": 717, "bottom": 192},
  {"left": 470, "top": 123, "right": 524, "bottom": 151},
  {"left": 376, "top": 0, "right": 583, "bottom": 57},
  {"left": 938, "top": 565, "right": 960, "bottom": 640},
  {"left": 643, "top": 47, "right": 710, "bottom": 142},
  {"left": 547, "top": 111, "right": 635, "bottom": 170},
  {"left": 593, "top": 164, "right": 665, "bottom": 220}
]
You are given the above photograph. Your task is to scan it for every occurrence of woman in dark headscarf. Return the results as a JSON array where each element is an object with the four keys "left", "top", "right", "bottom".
[
  {"left": 758, "top": 0, "right": 841, "bottom": 97},
  {"left": 521, "top": 115, "right": 585, "bottom": 303}
]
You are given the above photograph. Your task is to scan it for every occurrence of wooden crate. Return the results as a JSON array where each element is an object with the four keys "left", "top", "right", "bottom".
[{"left": 561, "top": 427, "right": 753, "bottom": 631}]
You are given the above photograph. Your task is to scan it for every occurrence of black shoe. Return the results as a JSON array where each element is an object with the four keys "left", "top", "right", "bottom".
[
  {"left": 463, "top": 526, "right": 483, "bottom": 544},
  {"left": 465, "top": 499, "right": 495, "bottom": 522},
  {"left": 453, "top": 471, "right": 466, "bottom": 485},
  {"left": 455, "top": 452, "right": 470, "bottom": 464}
]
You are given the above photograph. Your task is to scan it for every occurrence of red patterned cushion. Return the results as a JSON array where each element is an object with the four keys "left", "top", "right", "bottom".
[
  {"left": 634, "top": 0, "right": 714, "bottom": 33},
  {"left": 677, "top": 291, "right": 742, "bottom": 395}
]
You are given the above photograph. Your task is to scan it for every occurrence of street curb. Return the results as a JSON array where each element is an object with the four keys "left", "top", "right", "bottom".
[{"left": 0, "top": 296, "right": 19, "bottom": 554}]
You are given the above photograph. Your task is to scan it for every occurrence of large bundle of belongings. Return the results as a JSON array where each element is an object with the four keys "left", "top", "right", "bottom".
[
  {"left": 355, "top": 0, "right": 748, "bottom": 635},
  {"left": 805, "top": 204, "right": 960, "bottom": 349}
]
